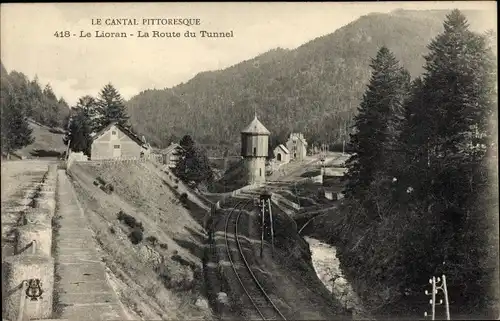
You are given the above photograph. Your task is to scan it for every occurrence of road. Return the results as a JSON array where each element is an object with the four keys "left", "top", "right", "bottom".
[{"left": 269, "top": 152, "right": 346, "bottom": 183}]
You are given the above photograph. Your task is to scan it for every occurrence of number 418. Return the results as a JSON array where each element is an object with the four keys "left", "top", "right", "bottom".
[{"left": 54, "top": 31, "right": 71, "bottom": 37}]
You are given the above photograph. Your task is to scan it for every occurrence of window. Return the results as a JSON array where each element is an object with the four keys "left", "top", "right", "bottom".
[
  {"left": 253, "top": 147, "right": 256, "bottom": 156},
  {"left": 112, "top": 130, "right": 117, "bottom": 135},
  {"left": 259, "top": 168, "right": 262, "bottom": 176},
  {"left": 114, "top": 145, "right": 120, "bottom": 149}
]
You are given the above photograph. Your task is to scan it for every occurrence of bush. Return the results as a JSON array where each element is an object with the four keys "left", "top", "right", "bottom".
[
  {"left": 128, "top": 228, "right": 143, "bottom": 244},
  {"left": 93, "top": 180, "right": 99, "bottom": 186},
  {"left": 146, "top": 235, "right": 158, "bottom": 246},
  {"left": 179, "top": 193, "right": 188, "bottom": 204},
  {"left": 107, "top": 184, "right": 114, "bottom": 192},
  {"left": 96, "top": 176, "right": 106, "bottom": 185},
  {"left": 109, "top": 227, "right": 116, "bottom": 234},
  {"left": 117, "top": 211, "right": 137, "bottom": 228},
  {"left": 159, "top": 243, "right": 168, "bottom": 250},
  {"left": 174, "top": 178, "right": 179, "bottom": 183},
  {"left": 174, "top": 185, "right": 178, "bottom": 189}
]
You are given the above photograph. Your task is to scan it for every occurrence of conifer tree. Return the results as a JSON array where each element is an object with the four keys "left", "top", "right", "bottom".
[
  {"left": 174, "top": 135, "right": 213, "bottom": 187},
  {"left": 397, "top": 9, "right": 497, "bottom": 316},
  {"left": 0, "top": 85, "right": 34, "bottom": 158},
  {"left": 344, "top": 46, "right": 410, "bottom": 202},
  {"left": 96, "top": 83, "right": 129, "bottom": 128},
  {"left": 63, "top": 96, "right": 98, "bottom": 156}
]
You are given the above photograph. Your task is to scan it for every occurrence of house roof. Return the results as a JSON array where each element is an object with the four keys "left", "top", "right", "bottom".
[
  {"left": 161, "top": 143, "right": 182, "bottom": 155},
  {"left": 275, "top": 144, "right": 290, "bottom": 154},
  {"left": 92, "top": 122, "right": 147, "bottom": 147},
  {"left": 289, "top": 133, "right": 308, "bottom": 146},
  {"left": 241, "top": 116, "right": 270, "bottom": 135}
]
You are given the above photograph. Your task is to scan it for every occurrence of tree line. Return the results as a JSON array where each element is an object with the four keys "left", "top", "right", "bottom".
[
  {"left": 338, "top": 10, "right": 497, "bottom": 317},
  {"left": 1, "top": 64, "right": 70, "bottom": 158},
  {"left": 63, "top": 83, "right": 130, "bottom": 155}
]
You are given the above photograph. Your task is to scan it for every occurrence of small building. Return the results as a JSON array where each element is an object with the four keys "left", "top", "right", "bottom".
[
  {"left": 285, "top": 133, "right": 308, "bottom": 161},
  {"left": 161, "top": 143, "right": 183, "bottom": 168},
  {"left": 273, "top": 144, "right": 290, "bottom": 165},
  {"left": 90, "top": 122, "right": 151, "bottom": 160}
]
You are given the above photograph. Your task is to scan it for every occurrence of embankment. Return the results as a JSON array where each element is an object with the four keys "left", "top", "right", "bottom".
[{"left": 67, "top": 161, "right": 214, "bottom": 320}]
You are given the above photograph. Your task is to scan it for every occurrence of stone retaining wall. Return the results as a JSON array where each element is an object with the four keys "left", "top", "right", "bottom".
[{"left": 2, "top": 164, "right": 58, "bottom": 321}]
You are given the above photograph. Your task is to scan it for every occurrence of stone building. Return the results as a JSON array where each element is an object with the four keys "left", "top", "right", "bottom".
[
  {"left": 285, "top": 133, "right": 308, "bottom": 161},
  {"left": 241, "top": 115, "right": 270, "bottom": 185},
  {"left": 90, "top": 122, "right": 150, "bottom": 160}
]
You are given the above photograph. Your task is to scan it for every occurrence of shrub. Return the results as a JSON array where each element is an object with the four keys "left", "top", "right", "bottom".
[
  {"left": 179, "top": 193, "right": 188, "bottom": 204},
  {"left": 96, "top": 176, "right": 106, "bottom": 185},
  {"left": 174, "top": 185, "right": 178, "bottom": 189},
  {"left": 174, "top": 178, "right": 179, "bottom": 183},
  {"left": 93, "top": 180, "right": 99, "bottom": 186},
  {"left": 128, "top": 228, "right": 143, "bottom": 244},
  {"left": 107, "top": 184, "right": 114, "bottom": 192},
  {"left": 109, "top": 227, "right": 116, "bottom": 234},
  {"left": 146, "top": 235, "right": 158, "bottom": 246},
  {"left": 159, "top": 243, "right": 168, "bottom": 250},
  {"left": 117, "top": 211, "right": 137, "bottom": 228}
]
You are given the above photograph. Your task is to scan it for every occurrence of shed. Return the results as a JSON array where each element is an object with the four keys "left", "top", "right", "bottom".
[{"left": 273, "top": 144, "right": 290, "bottom": 164}]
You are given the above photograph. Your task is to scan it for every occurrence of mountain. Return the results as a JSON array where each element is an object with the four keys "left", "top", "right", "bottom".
[{"left": 126, "top": 9, "right": 495, "bottom": 150}]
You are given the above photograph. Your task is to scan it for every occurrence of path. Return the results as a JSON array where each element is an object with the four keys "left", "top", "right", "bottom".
[{"left": 53, "top": 170, "right": 127, "bottom": 321}]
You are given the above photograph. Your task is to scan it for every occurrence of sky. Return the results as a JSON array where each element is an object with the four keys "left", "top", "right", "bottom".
[{"left": 1, "top": 2, "right": 496, "bottom": 106}]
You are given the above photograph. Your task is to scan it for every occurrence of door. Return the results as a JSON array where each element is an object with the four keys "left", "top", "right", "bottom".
[{"left": 113, "top": 144, "right": 121, "bottom": 158}]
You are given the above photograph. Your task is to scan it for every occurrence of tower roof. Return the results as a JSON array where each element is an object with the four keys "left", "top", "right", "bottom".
[{"left": 241, "top": 115, "right": 270, "bottom": 135}]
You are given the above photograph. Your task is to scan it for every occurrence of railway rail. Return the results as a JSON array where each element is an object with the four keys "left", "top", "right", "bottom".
[{"left": 224, "top": 199, "right": 287, "bottom": 320}]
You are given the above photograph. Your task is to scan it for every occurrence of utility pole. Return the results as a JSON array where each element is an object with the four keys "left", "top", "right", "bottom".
[{"left": 424, "top": 274, "right": 451, "bottom": 320}]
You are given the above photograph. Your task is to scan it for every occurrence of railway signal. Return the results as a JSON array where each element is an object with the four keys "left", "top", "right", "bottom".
[{"left": 259, "top": 191, "right": 275, "bottom": 257}]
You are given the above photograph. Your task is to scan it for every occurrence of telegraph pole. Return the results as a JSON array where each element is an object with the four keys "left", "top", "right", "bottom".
[{"left": 424, "top": 274, "right": 451, "bottom": 320}]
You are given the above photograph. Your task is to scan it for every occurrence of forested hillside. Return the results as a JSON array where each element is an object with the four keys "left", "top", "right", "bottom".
[
  {"left": 1, "top": 62, "right": 70, "bottom": 128},
  {"left": 126, "top": 9, "right": 493, "bottom": 150}
]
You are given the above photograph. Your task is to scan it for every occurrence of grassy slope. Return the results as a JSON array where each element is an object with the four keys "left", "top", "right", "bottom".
[
  {"left": 68, "top": 161, "right": 213, "bottom": 320},
  {"left": 14, "top": 120, "right": 66, "bottom": 159}
]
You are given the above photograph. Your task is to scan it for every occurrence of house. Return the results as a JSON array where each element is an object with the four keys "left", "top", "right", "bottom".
[
  {"left": 273, "top": 144, "right": 290, "bottom": 165},
  {"left": 90, "top": 122, "right": 151, "bottom": 160},
  {"left": 285, "top": 133, "right": 308, "bottom": 161},
  {"left": 160, "top": 143, "right": 183, "bottom": 168}
]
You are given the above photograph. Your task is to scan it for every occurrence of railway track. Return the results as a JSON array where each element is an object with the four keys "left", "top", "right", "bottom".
[{"left": 224, "top": 199, "right": 287, "bottom": 320}]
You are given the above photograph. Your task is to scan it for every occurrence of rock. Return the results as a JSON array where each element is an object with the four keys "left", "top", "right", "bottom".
[
  {"left": 195, "top": 297, "right": 210, "bottom": 309},
  {"left": 216, "top": 292, "right": 229, "bottom": 305}
]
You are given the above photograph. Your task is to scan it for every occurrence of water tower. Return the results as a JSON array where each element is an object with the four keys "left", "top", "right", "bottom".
[{"left": 241, "top": 114, "right": 270, "bottom": 185}]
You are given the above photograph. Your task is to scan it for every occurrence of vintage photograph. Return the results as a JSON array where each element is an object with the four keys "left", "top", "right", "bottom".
[{"left": 1, "top": 2, "right": 498, "bottom": 320}]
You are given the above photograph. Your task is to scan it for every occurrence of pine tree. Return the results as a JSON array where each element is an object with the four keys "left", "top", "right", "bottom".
[
  {"left": 96, "top": 83, "right": 129, "bottom": 128},
  {"left": 344, "top": 46, "right": 411, "bottom": 203},
  {"left": 174, "top": 135, "right": 213, "bottom": 187},
  {"left": 1, "top": 84, "right": 34, "bottom": 158},
  {"left": 397, "top": 9, "right": 497, "bottom": 316},
  {"left": 63, "top": 96, "right": 98, "bottom": 156}
]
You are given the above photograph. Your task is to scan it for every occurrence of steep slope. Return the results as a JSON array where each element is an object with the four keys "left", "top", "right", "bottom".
[
  {"left": 68, "top": 161, "right": 214, "bottom": 320},
  {"left": 12, "top": 120, "right": 66, "bottom": 159},
  {"left": 126, "top": 9, "right": 493, "bottom": 149}
]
